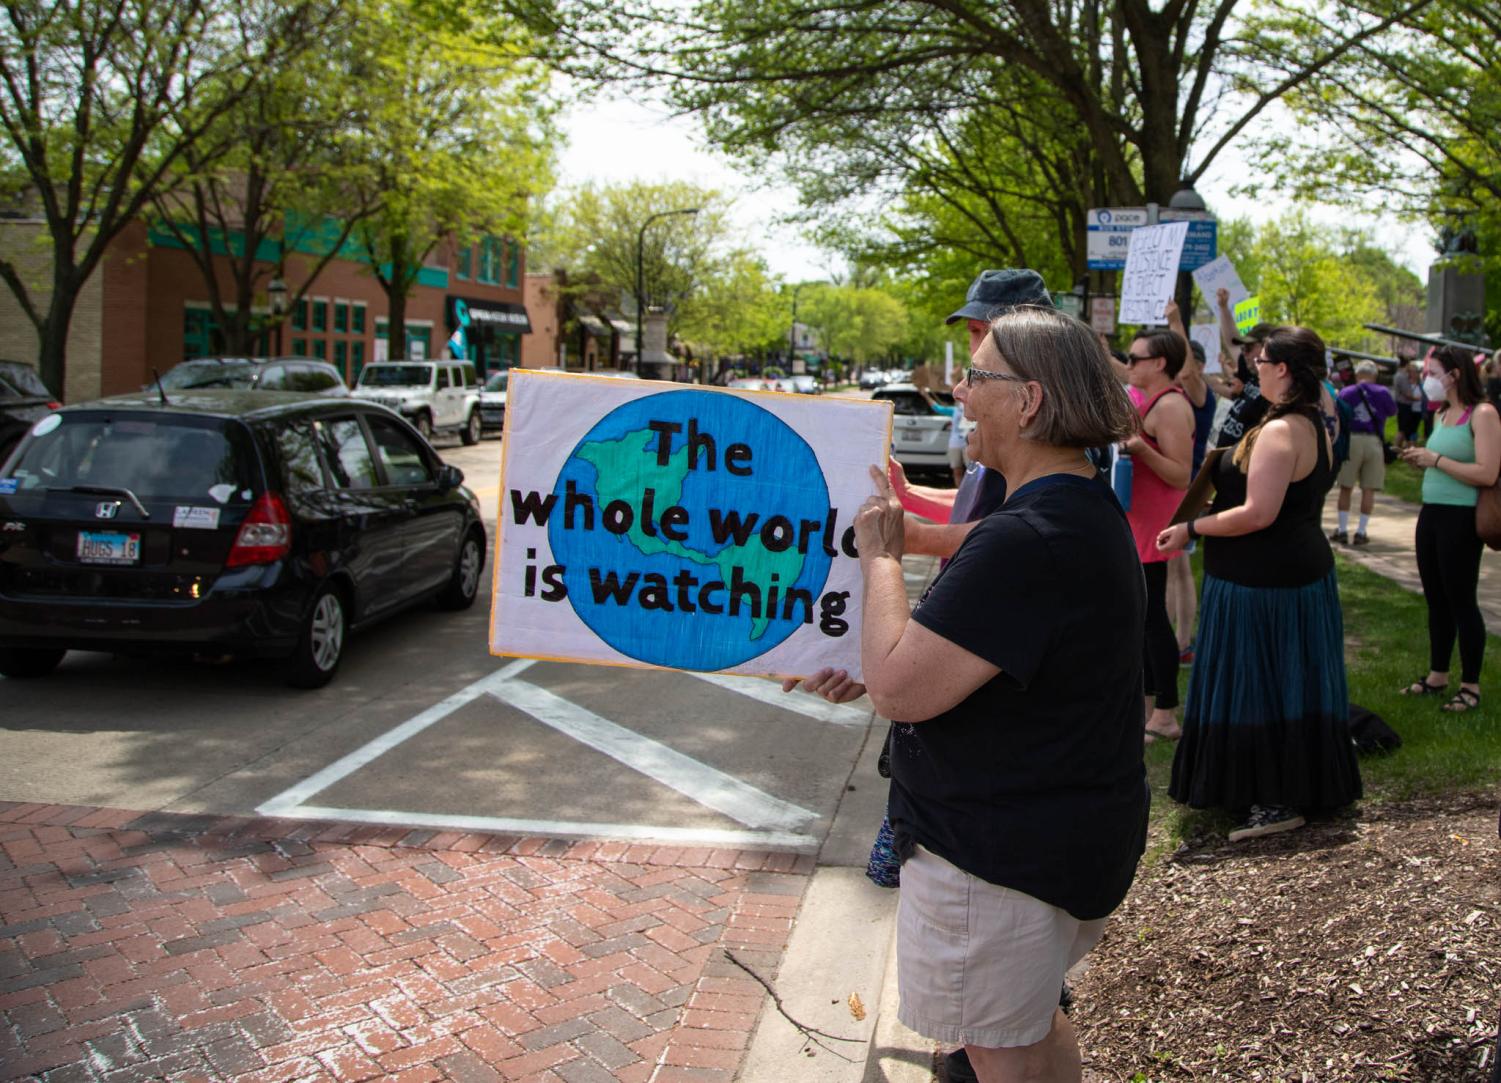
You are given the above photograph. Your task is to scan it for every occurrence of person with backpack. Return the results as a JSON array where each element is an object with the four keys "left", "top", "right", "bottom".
[
  {"left": 1398, "top": 345, "right": 1501, "bottom": 714},
  {"left": 1332, "top": 361, "right": 1397, "bottom": 545}
]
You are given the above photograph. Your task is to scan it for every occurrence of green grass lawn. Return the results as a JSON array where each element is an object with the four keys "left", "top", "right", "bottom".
[{"left": 1147, "top": 552, "right": 1501, "bottom": 846}]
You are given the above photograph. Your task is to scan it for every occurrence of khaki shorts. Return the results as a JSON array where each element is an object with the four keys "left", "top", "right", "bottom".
[
  {"left": 1338, "top": 432, "right": 1386, "bottom": 491},
  {"left": 947, "top": 444, "right": 966, "bottom": 471},
  {"left": 896, "top": 845, "right": 1106, "bottom": 1049}
]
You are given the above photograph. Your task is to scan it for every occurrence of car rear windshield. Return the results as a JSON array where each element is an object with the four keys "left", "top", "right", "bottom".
[
  {"left": 160, "top": 361, "right": 256, "bottom": 390},
  {"left": 4, "top": 414, "right": 256, "bottom": 503},
  {"left": 358, "top": 365, "right": 432, "bottom": 388}
]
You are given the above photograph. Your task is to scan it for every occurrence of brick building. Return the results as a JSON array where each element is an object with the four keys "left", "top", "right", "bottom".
[{"left": 0, "top": 218, "right": 531, "bottom": 402}]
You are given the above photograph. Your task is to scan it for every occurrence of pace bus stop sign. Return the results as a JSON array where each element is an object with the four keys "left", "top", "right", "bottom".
[{"left": 1088, "top": 206, "right": 1218, "bottom": 272}]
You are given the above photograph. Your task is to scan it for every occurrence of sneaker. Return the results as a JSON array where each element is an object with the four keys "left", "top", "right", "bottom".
[
  {"left": 1352, "top": 532, "right": 1370, "bottom": 546},
  {"left": 1228, "top": 805, "right": 1306, "bottom": 843},
  {"left": 1329, "top": 529, "right": 1349, "bottom": 544}
]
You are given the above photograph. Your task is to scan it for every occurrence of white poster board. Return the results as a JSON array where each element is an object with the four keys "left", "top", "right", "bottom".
[
  {"left": 1118, "top": 222, "right": 1190, "bottom": 326},
  {"left": 490, "top": 372, "right": 893, "bottom": 682},
  {"left": 1190, "top": 254, "right": 1249, "bottom": 309},
  {"left": 1191, "top": 323, "right": 1223, "bottom": 375}
]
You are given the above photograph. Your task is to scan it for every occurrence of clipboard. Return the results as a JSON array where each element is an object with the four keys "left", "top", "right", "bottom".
[{"left": 1170, "top": 446, "right": 1228, "bottom": 525}]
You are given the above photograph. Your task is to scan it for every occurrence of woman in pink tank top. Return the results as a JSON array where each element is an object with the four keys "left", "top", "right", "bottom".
[{"left": 1123, "top": 331, "right": 1195, "bottom": 741}]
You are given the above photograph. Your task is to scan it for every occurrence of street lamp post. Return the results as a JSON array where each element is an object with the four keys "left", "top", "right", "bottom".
[
  {"left": 1168, "top": 180, "right": 1208, "bottom": 323},
  {"left": 787, "top": 282, "right": 805, "bottom": 373},
  {"left": 267, "top": 277, "right": 288, "bottom": 357},
  {"left": 635, "top": 208, "right": 700, "bottom": 377}
]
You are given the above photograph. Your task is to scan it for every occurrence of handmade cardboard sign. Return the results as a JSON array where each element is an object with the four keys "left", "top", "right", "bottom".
[
  {"left": 1119, "top": 223, "right": 1190, "bottom": 326},
  {"left": 1191, "top": 323, "right": 1223, "bottom": 374},
  {"left": 489, "top": 372, "right": 893, "bottom": 681}
]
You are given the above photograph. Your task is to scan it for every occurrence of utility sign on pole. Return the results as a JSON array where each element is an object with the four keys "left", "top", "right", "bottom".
[{"left": 1087, "top": 208, "right": 1150, "bottom": 270}]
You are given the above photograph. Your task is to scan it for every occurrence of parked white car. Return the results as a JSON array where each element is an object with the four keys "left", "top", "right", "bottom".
[
  {"left": 353, "top": 361, "right": 482, "bottom": 444},
  {"left": 478, "top": 370, "right": 508, "bottom": 432}
]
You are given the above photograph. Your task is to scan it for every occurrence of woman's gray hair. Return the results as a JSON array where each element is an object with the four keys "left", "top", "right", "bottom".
[
  {"left": 988, "top": 308, "right": 1139, "bottom": 448},
  {"left": 1355, "top": 360, "right": 1378, "bottom": 377}
]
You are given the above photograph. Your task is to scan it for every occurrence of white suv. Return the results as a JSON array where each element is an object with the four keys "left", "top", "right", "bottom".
[{"left": 353, "top": 361, "right": 483, "bottom": 445}]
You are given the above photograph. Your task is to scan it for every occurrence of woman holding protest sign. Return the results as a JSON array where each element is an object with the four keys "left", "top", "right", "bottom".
[
  {"left": 787, "top": 307, "right": 1148, "bottom": 1082},
  {"left": 1157, "top": 326, "right": 1360, "bottom": 842}
]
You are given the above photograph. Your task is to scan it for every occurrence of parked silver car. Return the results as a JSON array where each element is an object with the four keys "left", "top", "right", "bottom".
[{"left": 873, "top": 383, "right": 954, "bottom": 475}]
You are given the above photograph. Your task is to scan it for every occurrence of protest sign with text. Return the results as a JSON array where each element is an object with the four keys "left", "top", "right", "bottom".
[
  {"left": 1118, "top": 222, "right": 1190, "bottom": 326},
  {"left": 489, "top": 372, "right": 892, "bottom": 681},
  {"left": 1191, "top": 255, "right": 1250, "bottom": 309},
  {"left": 1234, "top": 295, "right": 1262, "bottom": 335}
]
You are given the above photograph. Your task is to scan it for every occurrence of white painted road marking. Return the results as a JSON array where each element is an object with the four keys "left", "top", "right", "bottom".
[{"left": 256, "top": 658, "right": 844, "bottom": 848}]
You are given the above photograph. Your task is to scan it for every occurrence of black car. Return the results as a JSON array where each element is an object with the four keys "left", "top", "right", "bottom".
[
  {"left": 157, "top": 357, "right": 349, "bottom": 395},
  {"left": 0, "top": 360, "right": 60, "bottom": 464},
  {"left": 0, "top": 392, "right": 485, "bottom": 687}
]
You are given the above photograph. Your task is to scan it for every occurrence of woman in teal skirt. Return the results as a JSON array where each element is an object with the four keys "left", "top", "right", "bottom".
[{"left": 1156, "top": 327, "right": 1362, "bottom": 842}]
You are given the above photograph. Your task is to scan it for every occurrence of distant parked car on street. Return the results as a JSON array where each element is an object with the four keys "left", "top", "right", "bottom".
[
  {"left": 352, "top": 361, "right": 481, "bottom": 444},
  {"left": 0, "top": 360, "right": 60, "bottom": 466},
  {"left": 727, "top": 377, "right": 772, "bottom": 391},
  {"left": 0, "top": 391, "right": 486, "bottom": 687},
  {"left": 157, "top": 357, "right": 349, "bottom": 396}
]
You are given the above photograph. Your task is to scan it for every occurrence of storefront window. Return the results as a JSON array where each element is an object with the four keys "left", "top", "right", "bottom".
[
  {"left": 312, "top": 340, "right": 326, "bottom": 359},
  {"left": 291, "top": 338, "right": 307, "bottom": 356}
]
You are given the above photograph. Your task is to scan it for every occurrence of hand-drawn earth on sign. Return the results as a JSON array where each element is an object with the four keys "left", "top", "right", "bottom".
[{"left": 548, "top": 391, "right": 833, "bottom": 672}]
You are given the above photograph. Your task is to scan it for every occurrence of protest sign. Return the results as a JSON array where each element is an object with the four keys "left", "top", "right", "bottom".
[
  {"left": 1191, "top": 255, "right": 1249, "bottom": 309},
  {"left": 1118, "top": 222, "right": 1190, "bottom": 326},
  {"left": 1234, "top": 295, "right": 1262, "bottom": 335},
  {"left": 1191, "top": 323, "right": 1223, "bottom": 374},
  {"left": 490, "top": 372, "right": 892, "bottom": 682}
]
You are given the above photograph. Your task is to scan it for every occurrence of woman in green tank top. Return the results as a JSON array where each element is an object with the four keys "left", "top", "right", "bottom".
[{"left": 1397, "top": 346, "right": 1501, "bottom": 712}]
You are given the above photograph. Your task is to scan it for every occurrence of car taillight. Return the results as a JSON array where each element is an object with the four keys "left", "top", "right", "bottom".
[{"left": 226, "top": 492, "right": 292, "bottom": 567}]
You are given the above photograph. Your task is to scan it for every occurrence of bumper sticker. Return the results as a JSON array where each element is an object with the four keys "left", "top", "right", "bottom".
[{"left": 173, "top": 505, "right": 221, "bottom": 530}]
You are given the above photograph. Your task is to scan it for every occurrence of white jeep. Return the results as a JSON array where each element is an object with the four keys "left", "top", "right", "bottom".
[{"left": 352, "top": 361, "right": 483, "bottom": 445}]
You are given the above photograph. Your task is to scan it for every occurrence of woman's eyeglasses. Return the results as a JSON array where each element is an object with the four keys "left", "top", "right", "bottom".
[
  {"left": 1125, "top": 353, "right": 1157, "bottom": 365},
  {"left": 965, "top": 367, "right": 1027, "bottom": 387}
]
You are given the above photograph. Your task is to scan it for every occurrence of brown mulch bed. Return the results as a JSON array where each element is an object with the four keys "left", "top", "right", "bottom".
[{"left": 1074, "top": 795, "right": 1501, "bottom": 1082}]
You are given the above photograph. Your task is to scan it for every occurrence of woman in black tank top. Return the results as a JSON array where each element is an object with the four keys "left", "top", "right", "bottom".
[{"left": 1154, "top": 327, "right": 1361, "bottom": 843}]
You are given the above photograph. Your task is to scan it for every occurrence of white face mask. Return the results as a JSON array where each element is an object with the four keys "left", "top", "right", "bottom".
[{"left": 1422, "top": 374, "right": 1448, "bottom": 401}]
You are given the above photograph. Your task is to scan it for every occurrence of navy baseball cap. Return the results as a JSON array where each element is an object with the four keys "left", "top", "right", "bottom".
[{"left": 945, "top": 269, "right": 1054, "bottom": 325}]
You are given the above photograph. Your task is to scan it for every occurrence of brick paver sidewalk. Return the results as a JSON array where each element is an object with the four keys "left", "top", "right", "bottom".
[{"left": 0, "top": 803, "right": 812, "bottom": 1082}]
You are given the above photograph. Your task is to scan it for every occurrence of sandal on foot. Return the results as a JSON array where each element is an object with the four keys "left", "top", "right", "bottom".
[
  {"left": 1145, "top": 723, "right": 1182, "bottom": 741},
  {"left": 1442, "top": 688, "right": 1480, "bottom": 713},
  {"left": 1402, "top": 677, "right": 1447, "bottom": 696}
]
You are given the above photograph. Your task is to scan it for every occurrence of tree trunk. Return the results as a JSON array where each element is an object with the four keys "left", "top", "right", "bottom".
[
  {"left": 386, "top": 271, "right": 408, "bottom": 360},
  {"left": 37, "top": 262, "right": 80, "bottom": 400}
]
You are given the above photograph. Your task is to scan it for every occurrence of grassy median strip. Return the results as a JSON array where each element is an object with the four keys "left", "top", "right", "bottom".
[{"left": 1144, "top": 552, "right": 1501, "bottom": 845}]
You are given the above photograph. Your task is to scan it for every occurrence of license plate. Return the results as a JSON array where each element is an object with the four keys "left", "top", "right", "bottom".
[
  {"left": 899, "top": 430, "right": 925, "bottom": 442},
  {"left": 77, "top": 530, "right": 141, "bottom": 565}
]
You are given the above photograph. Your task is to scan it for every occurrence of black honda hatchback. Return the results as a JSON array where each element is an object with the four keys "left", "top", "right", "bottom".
[{"left": 0, "top": 391, "right": 486, "bottom": 687}]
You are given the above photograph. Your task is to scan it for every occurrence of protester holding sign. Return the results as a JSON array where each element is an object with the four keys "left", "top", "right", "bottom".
[
  {"left": 793, "top": 307, "right": 1147, "bottom": 1081},
  {"left": 1212, "top": 288, "right": 1273, "bottom": 449},
  {"left": 1158, "top": 327, "right": 1360, "bottom": 843}
]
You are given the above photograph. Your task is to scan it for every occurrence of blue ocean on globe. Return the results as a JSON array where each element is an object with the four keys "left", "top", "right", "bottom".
[{"left": 548, "top": 390, "right": 833, "bottom": 671}]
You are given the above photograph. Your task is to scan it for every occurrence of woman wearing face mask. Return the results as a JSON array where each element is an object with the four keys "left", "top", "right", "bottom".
[
  {"left": 1398, "top": 346, "right": 1501, "bottom": 713},
  {"left": 1156, "top": 327, "right": 1361, "bottom": 842}
]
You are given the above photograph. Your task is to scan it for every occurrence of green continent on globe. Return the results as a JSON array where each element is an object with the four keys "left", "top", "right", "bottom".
[{"left": 574, "top": 428, "right": 807, "bottom": 640}]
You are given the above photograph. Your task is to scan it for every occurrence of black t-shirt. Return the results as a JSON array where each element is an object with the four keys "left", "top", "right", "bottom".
[
  {"left": 887, "top": 473, "right": 1150, "bottom": 921},
  {"left": 1215, "top": 371, "right": 1270, "bottom": 448}
]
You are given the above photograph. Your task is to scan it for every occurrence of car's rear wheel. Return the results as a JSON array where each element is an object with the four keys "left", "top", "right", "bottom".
[
  {"left": 461, "top": 409, "right": 481, "bottom": 446},
  {"left": 0, "top": 647, "right": 66, "bottom": 679},
  {"left": 285, "top": 583, "right": 346, "bottom": 689},
  {"left": 414, "top": 411, "right": 434, "bottom": 441},
  {"left": 436, "top": 528, "right": 485, "bottom": 610}
]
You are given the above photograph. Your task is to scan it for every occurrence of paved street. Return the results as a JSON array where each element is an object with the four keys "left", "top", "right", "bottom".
[{"left": 0, "top": 431, "right": 917, "bottom": 1081}]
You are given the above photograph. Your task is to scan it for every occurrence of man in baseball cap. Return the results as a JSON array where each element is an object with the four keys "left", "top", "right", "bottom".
[{"left": 946, "top": 268, "right": 1053, "bottom": 327}]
